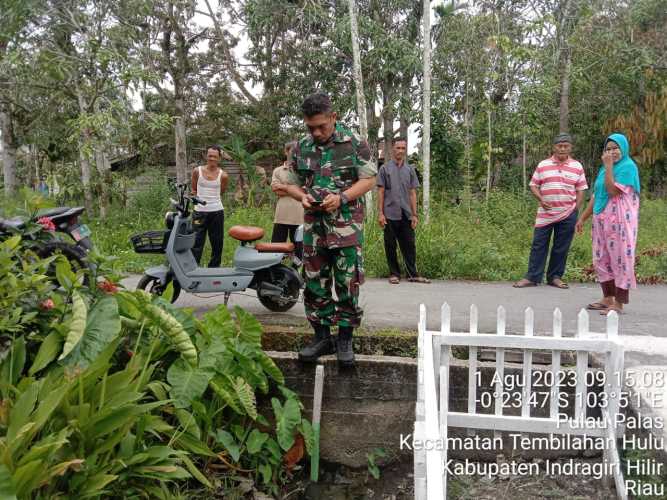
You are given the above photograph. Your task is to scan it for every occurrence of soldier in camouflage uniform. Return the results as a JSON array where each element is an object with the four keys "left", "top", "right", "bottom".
[{"left": 284, "top": 93, "right": 377, "bottom": 366}]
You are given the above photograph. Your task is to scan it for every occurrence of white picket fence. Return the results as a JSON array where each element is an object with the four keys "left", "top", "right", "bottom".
[{"left": 414, "top": 304, "right": 627, "bottom": 500}]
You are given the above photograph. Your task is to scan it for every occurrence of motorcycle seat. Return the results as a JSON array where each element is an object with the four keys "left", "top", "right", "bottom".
[
  {"left": 228, "top": 225, "right": 264, "bottom": 242},
  {"left": 35, "top": 207, "right": 70, "bottom": 218},
  {"left": 44, "top": 207, "right": 85, "bottom": 223},
  {"left": 0, "top": 217, "right": 26, "bottom": 231},
  {"left": 255, "top": 242, "right": 294, "bottom": 253}
]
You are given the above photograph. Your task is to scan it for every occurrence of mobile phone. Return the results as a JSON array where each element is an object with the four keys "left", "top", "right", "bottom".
[{"left": 310, "top": 199, "right": 322, "bottom": 206}]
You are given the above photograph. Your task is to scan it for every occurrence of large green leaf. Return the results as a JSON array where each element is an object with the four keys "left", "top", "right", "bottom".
[
  {"left": 166, "top": 359, "right": 213, "bottom": 409},
  {"left": 55, "top": 258, "right": 76, "bottom": 290},
  {"left": 29, "top": 331, "right": 63, "bottom": 375},
  {"left": 7, "top": 381, "right": 39, "bottom": 443},
  {"left": 202, "top": 305, "right": 235, "bottom": 338},
  {"left": 153, "top": 298, "right": 196, "bottom": 335},
  {"left": 181, "top": 455, "right": 212, "bottom": 488},
  {"left": 16, "top": 427, "right": 70, "bottom": 467},
  {"left": 234, "top": 307, "right": 262, "bottom": 345},
  {"left": 173, "top": 433, "right": 216, "bottom": 457},
  {"left": 0, "top": 463, "right": 17, "bottom": 500},
  {"left": 198, "top": 336, "right": 233, "bottom": 373},
  {"left": 256, "top": 352, "right": 285, "bottom": 385},
  {"left": 78, "top": 473, "right": 117, "bottom": 498},
  {"left": 233, "top": 377, "right": 257, "bottom": 420},
  {"left": 272, "top": 397, "right": 301, "bottom": 451},
  {"left": 12, "top": 459, "right": 42, "bottom": 499},
  {"left": 215, "top": 430, "right": 240, "bottom": 462},
  {"left": 58, "top": 291, "right": 87, "bottom": 360},
  {"left": 246, "top": 429, "right": 269, "bottom": 455},
  {"left": 62, "top": 296, "right": 121, "bottom": 368},
  {"left": 86, "top": 401, "right": 165, "bottom": 440},
  {"left": 174, "top": 409, "right": 200, "bottom": 439},
  {"left": 209, "top": 376, "right": 243, "bottom": 414},
  {"left": 0, "top": 336, "right": 26, "bottom": 388}
]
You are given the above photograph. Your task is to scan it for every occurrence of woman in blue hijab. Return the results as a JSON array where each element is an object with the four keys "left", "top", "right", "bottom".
[{"left": 575, "top": 133, "right": 641, "bottom": 314}]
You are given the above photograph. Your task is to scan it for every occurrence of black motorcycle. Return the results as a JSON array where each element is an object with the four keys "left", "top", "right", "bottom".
[{"left": 0, "top": 206, "right": 94, "bottom": 274}]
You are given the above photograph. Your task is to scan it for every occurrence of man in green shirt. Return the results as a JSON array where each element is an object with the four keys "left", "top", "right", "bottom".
[{"left": 284, "top": 93, "right": 377, "bottom": 366}]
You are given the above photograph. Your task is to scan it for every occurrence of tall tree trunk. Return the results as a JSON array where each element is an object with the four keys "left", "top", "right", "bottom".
[
  {"left": 367, "top": 99, "right": 380, "bottom": 156},
  {"left": 556, "top": 0, "right": 579, "bottom": 134},
  {"left": 76, "top": 90, "right": 94, "bottom": 214},
  {"left": 382, "top": 85, "right": 394, "bottom": 163},
  {"left": 348, "top": 0, "right": 368, "bottom": 140},
  {"left": 0, "top": 104, "right": 17, "bottom": 196},
  {"left": 78, "top": 146, "right": 94, "bottom": 214},
  {"left": 463, "top": 88, "right": 472, "bottom": 213},
  {"left": 174, "top": 96, "right": 188, "bottom": 185},
  {"left": 558, "top": 47, "right": 571, "bottom": 133},
  {"left": 94, "top": 146, "right": 111, "bottom": 218},
  {"left": 522, "top": 128, "right": 527, "bottom": 194},
  {"left": 486, "top": 96, "right": 492, "bottom": 201},
  {"left": 399, "top": 94, "right": 410, "bottom": 142},
  {"left": 421, "top": 0, "right": 431, "bottom": 223}
]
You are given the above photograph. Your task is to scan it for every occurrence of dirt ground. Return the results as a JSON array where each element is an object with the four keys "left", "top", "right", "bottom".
[{"left": 282, "top": 457, "right": 621, "bottom": 500}]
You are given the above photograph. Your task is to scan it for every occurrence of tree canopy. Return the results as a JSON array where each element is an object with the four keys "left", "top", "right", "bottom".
[{"left": 1, "top": 0, "right": 666, "bottom": 211}]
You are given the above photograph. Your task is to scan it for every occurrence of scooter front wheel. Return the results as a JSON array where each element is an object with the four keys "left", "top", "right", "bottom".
[{"left": 137, "top": 274, "right": 181, "bottom": 303}]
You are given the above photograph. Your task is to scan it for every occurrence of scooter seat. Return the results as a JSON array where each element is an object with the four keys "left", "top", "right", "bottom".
[
  {"left": 255, "top": 242, "right": 294, "bottom": 253},
  {"left": 229, "top": 225, "right": 264, "bottom": 242}
]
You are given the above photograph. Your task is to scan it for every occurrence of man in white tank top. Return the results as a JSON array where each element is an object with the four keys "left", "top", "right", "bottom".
[{"left": 191, "top": 145, "right": 229, "bottom": 267}]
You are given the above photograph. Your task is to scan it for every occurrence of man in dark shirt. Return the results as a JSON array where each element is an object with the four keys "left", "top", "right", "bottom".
[{"left": 377, "top": 138, "right": 430, "bottom": 284}]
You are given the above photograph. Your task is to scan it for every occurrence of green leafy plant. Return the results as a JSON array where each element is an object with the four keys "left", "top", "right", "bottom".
[
  {"left": 366, "top": 447, "right": 387, "bottom": 480},
  {"left": 0, "top": 339, "right": 190, "bottom": 499},
  {"left": 0, "top": 235, "right": 54, "bottom": 338}
]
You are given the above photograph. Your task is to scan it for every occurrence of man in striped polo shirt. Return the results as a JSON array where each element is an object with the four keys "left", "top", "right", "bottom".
[{"left": 514, "top": 133, "right": 588, "bottom": 289}]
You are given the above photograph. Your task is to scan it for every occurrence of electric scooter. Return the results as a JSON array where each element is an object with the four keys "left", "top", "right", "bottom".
[{"left": 131, "top": 184, "right": 302, "bottom": 312}]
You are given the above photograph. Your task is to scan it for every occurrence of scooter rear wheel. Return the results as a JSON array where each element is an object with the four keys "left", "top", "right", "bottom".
[
  {"left": 137, "top": 274, "right": 181, "bottom": 303},
  {"left": 256, "top": 264, "right": 300, "bottom": 312}
]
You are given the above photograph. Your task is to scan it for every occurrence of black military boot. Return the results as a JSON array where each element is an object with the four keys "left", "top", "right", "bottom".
[
  {"left": 298, "top": 324, "right": 335, "bottom": 362},
  {"left": 336, "top": 326, "right": 355, "bottom": 366}
]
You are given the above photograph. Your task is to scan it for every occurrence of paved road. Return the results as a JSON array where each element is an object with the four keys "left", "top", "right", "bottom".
[{"left": 123, "top": 275, "right": 667, "bottom": 359}]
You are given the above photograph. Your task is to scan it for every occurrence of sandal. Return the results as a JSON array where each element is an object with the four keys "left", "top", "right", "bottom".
[
  {"left": 408, "top": 276, "right": 431, "bottom": 284},
  {"left": 586, "top": 302, "right": 609, "bottom": 311},
  {"left": 513, "top": 279, "right": 538, "bottom": 288},
  {"left": 388, "top": 276, "right": 400, "bottom": 284},
  {"left": 548, "top": 279, "right": 569, "bottom": 289}
]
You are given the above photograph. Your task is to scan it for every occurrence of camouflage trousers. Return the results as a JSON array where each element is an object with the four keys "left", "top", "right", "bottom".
[{"left": 303, "top": 245, "right": 365, "bottom": 328}]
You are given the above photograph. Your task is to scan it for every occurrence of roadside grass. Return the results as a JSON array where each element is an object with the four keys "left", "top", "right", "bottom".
[{"left": 89, "top": 185, "right": 667, "bottom": 283}]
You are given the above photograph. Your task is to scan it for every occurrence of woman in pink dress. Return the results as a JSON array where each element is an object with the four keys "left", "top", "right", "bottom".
[{"left": 576, "top": 133, "right": 641, "bottom": 315}]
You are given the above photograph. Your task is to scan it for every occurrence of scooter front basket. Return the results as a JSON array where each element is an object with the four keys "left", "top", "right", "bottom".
[{"left": 130, "top": 230, "right": 170, "bottom": 254}]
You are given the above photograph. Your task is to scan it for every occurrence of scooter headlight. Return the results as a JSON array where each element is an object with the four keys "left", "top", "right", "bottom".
[{"left": 164, "top": 211, "right": 175, "bottom": 229}]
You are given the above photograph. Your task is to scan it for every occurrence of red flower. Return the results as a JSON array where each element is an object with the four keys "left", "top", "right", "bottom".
[
  {"left": 40, "top": 298, "right": 55, "bottom": 310},
  {"left": 97, "top": 280, "right": 118, "bottom": 294},
  {"left": 37, "top": 217, "right": 56, "bottom": 232}
]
